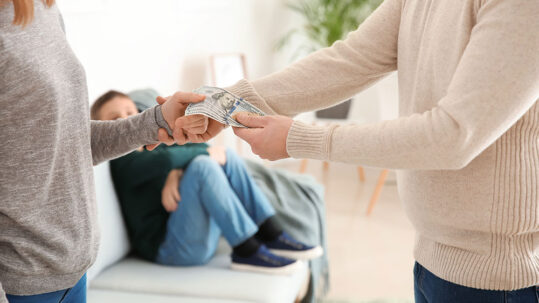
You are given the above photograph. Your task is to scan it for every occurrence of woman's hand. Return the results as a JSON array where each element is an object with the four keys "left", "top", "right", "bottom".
[
  {"left": 207, "top": 146, "right": 227, "bottom": 165},
  {"left": 147, "top": 94, "right": 209, "bottom": 151},
  {"left": 161, "top": 169, "right": 183, "bottom": 212},
  {"left": 175, "top": 117, "right": 226, "bottom": 145},
  {"left": 160, "top": 92, "right": 206, "bottom": 131}
]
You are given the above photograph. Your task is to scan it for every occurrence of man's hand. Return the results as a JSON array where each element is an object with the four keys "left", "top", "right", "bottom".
[
  {"left": 174, "top": 117, "right": 226, "bottom": 145},
  {"left": 161, "top": 169, "right": 183, "bottom": 212},
  {"left": 232, "top": 113, "right": 293, "bottom": 161}
]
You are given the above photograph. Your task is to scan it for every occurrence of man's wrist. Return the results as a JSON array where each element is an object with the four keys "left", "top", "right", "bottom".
[{"left": 286, "top": 120, "right": 334, "bottom": 160}]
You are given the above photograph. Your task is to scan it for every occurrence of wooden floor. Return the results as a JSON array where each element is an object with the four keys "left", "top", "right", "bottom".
[{"left": 272, "top": 160, "right": 415, "bottom": 301}]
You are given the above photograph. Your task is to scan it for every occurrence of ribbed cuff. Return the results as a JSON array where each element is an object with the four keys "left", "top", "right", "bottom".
[
  {"left": 154, "top": 105, "right": 173, "bottom": 136},
  {"left": 286, "top": 120, "right": 334, "bottom": 160},
  {"left": 225, "top": 79, "right": 277, "bottom": 115}
]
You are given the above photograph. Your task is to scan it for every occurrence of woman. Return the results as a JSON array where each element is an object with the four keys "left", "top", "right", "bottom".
[
  {"left": 0, "top": 1, "right": 200, "bottom": 302},
  {"left": 183, "top": 0, "right": 539, "bottom": 301},
  {"left": 92, "top": 90, "right": 322, "bottom": 273}
]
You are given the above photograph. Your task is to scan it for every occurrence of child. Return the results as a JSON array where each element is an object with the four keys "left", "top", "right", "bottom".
[{"left": 91, "top": 90, "right": 323, "bottom": 274}]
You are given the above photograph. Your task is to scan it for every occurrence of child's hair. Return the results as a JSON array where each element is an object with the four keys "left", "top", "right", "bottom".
[{"left": 90, "top": 90, "right": 130, "bottom": 120}]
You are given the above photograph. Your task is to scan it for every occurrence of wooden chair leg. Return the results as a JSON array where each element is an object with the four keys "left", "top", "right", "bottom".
[
  {"left": 366, "top": 169, "right": 389, "bottom": 216},
  {"left": 357, "top": 166, "right": 365, "bottom": 182},
  {"left": 299, "top": 159, "right": 308, "bottom": 173}
]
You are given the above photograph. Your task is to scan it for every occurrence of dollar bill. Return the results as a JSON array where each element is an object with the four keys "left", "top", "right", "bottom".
[{"left": 185, "top": 86, "right": 266, "bottom": 128}]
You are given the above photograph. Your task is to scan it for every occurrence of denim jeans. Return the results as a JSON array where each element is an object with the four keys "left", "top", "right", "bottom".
[
  {"left": 155, "top": 149, "right": 275, "bottom": 266},
  {"left": 6, "top": 274, "right": 86, "bottom": 303},
  {"left": 414, "top": 262, "right": 538, "bottom": 303}
]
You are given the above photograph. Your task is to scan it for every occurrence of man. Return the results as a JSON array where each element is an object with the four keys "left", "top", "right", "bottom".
[{"left": 174, "top": 0, "right": 539, "bottom": 302}]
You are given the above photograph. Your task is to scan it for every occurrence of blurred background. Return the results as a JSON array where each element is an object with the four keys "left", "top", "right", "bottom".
[{"left": 56, "top": 0, "right": 414, "bottom": 302}]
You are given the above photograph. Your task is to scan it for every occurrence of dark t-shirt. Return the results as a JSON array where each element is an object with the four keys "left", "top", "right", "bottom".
[{"left": 110, "top": 143, "right": 209, "bottom": 261}]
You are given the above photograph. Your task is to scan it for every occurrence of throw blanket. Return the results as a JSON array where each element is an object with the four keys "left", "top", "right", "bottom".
[{"left": 246, "top": 160, "right": 329, "bottom": 303}]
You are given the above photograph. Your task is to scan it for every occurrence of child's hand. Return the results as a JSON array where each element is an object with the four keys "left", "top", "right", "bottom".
[{"left": 161, "top": 169, "right": 183, "bottom": 212}]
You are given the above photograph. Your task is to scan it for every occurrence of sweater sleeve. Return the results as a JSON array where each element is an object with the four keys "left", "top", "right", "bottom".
[
  {"left": 91, "top": 105, "right": 169, "bottom": 165},
  {"left": 230, "top": 0, "right": 538, "bottom": 170},
  {"left": 226, "top": 0, "right": 402, "bottom": 116},
  {"left": 288, "top": 0, "right": 539, "bottom": 169}
]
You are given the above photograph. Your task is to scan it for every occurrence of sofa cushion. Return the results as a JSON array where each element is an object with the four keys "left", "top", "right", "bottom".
[
  {"left": 88, "top": 289, "right": 249, "bottom": 303},
  {"left": 90, "top": 240, "right": 309, "bottom": 303},
  {"left": 87, "top": 162, "right": 131, "bottom": 281}
]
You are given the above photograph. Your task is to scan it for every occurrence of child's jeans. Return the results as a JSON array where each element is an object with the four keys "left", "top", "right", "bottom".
[
  {"left": 6, "top": 274, "right": 86, "bottom": 303},
  {"left": 156, "top": 149, "right": 275, "bottom": 266},
  {"left": 414, "top": 262, "right": 538, "bottom": 303}
]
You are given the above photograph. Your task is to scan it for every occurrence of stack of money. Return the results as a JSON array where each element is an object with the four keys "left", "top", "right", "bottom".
[{"left": 185, "top": 86, "right": 266, "bottom": 128}]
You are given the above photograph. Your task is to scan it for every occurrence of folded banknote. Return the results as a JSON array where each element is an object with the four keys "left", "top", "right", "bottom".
[{"left": 185, "top": 86, "right": 266, "bottom": 128}]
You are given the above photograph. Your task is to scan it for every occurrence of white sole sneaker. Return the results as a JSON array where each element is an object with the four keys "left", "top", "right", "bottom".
[
  {"left": 269, "top": 245, "right": 324, "bottom": 260},
  {"left": 230, "top": 260, "right": 302, "bottom": 275}
]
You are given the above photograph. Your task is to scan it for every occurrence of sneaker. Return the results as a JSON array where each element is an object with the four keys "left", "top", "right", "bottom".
[
  {"left": 231, "top": 245, "right": 301, "bottom": 275},
  {"left": 265, "top": 232, "right": 323, "bottom": 260}
]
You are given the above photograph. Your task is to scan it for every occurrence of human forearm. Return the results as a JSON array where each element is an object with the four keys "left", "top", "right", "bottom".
[
  {"left": 287, "top": 107, "right": 482, "bottom": 170},
  {"left": 227, "top": 0, "right": 401, "bottom": 116},
  {"left": 91, "top": 106, "right": 167, "bottom": 165},
  {"left": 286, "top": 0, "right": 539, "bottom": 169}
]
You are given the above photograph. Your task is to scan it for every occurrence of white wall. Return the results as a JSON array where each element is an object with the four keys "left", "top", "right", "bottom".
[
  {"left": 57, "top": 0, "right": 398, "bottom": 153},
  {"left": 57, "top": 0, "right": 295, "bottom": 102}
]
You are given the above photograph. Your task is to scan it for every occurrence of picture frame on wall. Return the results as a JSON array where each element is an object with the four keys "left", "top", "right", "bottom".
[{"left": 210, "top": 53, "right": 248, "bottom": 87}]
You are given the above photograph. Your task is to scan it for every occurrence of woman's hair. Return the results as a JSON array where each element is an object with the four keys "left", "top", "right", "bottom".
[
  {"left": 11, "top": 0, "right": 55, "bottom": 26},
  {"left": 91, "top": 90, "right": 130, "bottom": 120}
]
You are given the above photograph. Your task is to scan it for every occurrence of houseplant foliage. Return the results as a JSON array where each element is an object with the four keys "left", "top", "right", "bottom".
[
  {"left": 278, "top": 0, "right": 383, "bottom": 58},
  {"left": 278, "top": 0, "right": 383, "bottom": 119}
]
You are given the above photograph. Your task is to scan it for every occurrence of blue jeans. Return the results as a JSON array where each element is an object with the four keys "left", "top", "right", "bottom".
[
  {"left": 6, "top": 274, "right": 86, "bottom": 303},
  {"left": 155, "top": 149, "right": 275, "bottom": 266},
  {"left": 414, "top": 262, "right": 538, "bottom": 303}
]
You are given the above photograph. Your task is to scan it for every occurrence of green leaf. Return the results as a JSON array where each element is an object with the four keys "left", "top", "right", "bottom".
[{"left": 279, "top": 0, "right": 383, "bottom": 60}]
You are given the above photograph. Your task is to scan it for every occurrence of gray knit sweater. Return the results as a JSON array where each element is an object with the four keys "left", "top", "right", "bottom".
[{"left": 0, "top": 2, "right": 166, "bottom": 298}]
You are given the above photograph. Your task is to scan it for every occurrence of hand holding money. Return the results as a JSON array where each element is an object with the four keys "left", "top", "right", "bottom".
[
  {"left": 185, "top": 86, "right": 266, "bottom": 128},
  {"left": 174, "top": 115, "right": 225, "bottom": 145},
  {"left": 147, "top": 92, "right": 207, "bottom": 150},
  {"left": 172, "top": 85, "right": 268, "bottom": 145},
  {"left": 232, "top": 113, "right": 293, "bottom": 161}
]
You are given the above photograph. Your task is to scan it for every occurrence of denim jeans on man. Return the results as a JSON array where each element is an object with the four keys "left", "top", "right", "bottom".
[
  {"left": 414, "top": 262, "right": 538, "bottom": 303},
  {"left": 156, "top": 149, "right": 275, "bottom": 266},
  {"left": 6, "top": 274, "right": 86, "bottom": 303}
]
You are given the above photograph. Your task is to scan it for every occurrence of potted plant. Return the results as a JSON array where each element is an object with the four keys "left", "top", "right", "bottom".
[{"left": 278, "top": 0, "right": 382, "bottom": 119}]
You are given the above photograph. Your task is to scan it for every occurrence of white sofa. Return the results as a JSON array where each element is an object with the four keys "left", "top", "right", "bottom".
[{"left": 87, "top": 162, "right": 309, "bottom": 303}]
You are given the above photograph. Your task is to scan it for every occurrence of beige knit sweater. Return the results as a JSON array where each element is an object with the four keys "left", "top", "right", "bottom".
[{"left": 228, "top": 0, "right": 539, "bottom": 291}]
